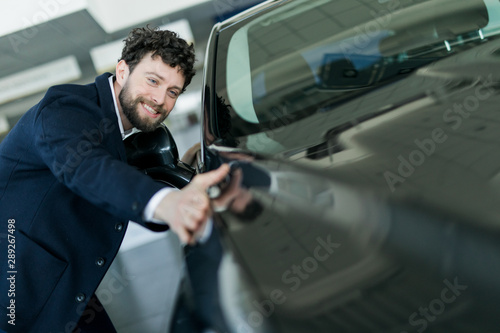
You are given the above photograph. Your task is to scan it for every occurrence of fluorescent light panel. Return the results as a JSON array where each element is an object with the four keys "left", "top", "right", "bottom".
[
  {"left": 90, "top": 39, "right": 124, "bottom": 74},
  {"left": 86, "top": 0, "right": 210, "bottom": 34},
  {"left": 90, "top": 19, "right": 194, "bottom": 74},
  {"left": 0, "top": 55, "right": 81, "bottom": 105},
  {"left": 0, "top": 0, "right": 207, "bottom": 38},
  {"left": 0, "top": 0, "right": 87, "bottom": 37}
]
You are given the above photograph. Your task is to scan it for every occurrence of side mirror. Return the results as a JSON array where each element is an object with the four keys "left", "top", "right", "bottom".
[{"left": 124, "top": 125, "right": 195, "bottom": 189}]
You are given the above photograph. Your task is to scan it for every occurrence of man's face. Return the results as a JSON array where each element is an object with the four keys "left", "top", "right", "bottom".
[{"left": 118, "top": 54, "right": 185, "bottom": 132}]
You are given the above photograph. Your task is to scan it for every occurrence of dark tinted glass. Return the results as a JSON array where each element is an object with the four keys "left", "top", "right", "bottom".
[{"left": 215, "top": 0, "right": 495, "bottom": 154}]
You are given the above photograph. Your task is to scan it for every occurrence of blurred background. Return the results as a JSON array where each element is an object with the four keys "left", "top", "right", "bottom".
[
  {"left": 0, "top": 0, "right": 265, "bottom": 331},
  {"left": 0, "top": 0, "right": 266, "bottom": 146}
]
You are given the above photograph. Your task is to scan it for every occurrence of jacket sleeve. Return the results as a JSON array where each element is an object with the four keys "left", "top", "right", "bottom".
[{"left": 33, "top": 93, "right": 167, "bottom": 225}]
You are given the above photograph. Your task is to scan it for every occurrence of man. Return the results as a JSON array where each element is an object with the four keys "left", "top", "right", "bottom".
[{"left": 0, "top": 27, "right": 229, "bottom": 332}]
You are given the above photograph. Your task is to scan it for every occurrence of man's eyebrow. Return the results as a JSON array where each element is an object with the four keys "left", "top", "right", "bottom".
[{"left": 145, "top": 72, "right": 164, "bottom": 80}]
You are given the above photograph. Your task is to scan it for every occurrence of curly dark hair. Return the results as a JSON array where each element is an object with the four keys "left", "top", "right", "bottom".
[{"left": 120, "top": 26, "right": 196, "bottom": 91}]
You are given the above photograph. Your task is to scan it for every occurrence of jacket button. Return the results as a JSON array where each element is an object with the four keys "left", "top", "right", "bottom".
[
  {"left": 115, "top": 223, "right": 124, "bottom": 232},
  {"left": 96, "top": 257, "right": 106, "bottom": 267},
  {"left": 131, "top": 201, "right": 139, "bottom": 211},
  {"left": 75, "top": 293, "right": 86, "bottom": 303}
]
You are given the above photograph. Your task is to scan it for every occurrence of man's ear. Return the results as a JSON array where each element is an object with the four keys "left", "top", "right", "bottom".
[{"left": 115, "top": 60, "right": 130, "bottom": 86}]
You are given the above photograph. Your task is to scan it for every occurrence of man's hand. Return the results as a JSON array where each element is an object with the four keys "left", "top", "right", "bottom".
[{"left": 153, "top": 164, "right": 230, "bottom": 244}]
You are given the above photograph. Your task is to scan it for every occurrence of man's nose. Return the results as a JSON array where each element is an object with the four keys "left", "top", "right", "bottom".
[{"left": 151, "top": 90, "right": 167, "bottom": 106}]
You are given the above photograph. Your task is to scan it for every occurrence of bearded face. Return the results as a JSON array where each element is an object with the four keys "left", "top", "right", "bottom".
[
  {"left": 116, "top": 54, "right": 185, "bottom": 132},
  {"left": 118, "top": 80, "right": 168, "bottom": 132}
]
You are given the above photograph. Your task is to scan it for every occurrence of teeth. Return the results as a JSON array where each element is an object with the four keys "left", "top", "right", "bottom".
[{"left": 143, "top": 103, "right": 158, "bottom": 115}]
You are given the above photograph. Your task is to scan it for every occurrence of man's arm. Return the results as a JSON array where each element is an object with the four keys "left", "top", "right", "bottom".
[{"left": 34, "top": 97, "right": 165, "bottom": 223}]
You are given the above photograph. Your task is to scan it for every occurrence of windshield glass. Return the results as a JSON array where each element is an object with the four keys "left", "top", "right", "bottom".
[{"left": 214, "top": 0, "right": 499, "bottom": 154}]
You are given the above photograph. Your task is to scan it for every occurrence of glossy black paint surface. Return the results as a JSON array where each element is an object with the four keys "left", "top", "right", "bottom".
[
  {"left": 200, "top": 0, "right": 500, "bottom": 331},
  {"left": 124, "top": 125, "right": 195, "bottom": 189}
]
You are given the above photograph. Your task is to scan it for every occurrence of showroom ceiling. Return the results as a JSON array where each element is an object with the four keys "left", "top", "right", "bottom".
[{"left": 0, "top": 0, "right": 265, "bottom": 123}]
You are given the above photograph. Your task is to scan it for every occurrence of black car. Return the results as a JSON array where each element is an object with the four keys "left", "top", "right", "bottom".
[{"left": 131, "top": 0, "right": 500, "bottom": 332}]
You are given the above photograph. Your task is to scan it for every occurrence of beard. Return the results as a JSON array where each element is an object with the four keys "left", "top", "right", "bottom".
[{"left": 118, "top": 81, "right": 168, "bottom": 132}]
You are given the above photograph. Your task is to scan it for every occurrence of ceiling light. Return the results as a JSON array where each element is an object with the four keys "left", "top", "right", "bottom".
[
  {"left": 90, "top": 19, "right": 194, "bottom": 74},
  {"left": 0, "top": 55, "right": 81, "bottom": 105},
  {"left": 0, "top": 0, "right": 87, "bottom": 38},
  {"left": 86, "top": 0, "right": 209, "bottom": 34}
]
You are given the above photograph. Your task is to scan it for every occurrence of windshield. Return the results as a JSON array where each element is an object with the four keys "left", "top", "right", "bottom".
[{"left": 214, "top": 0, "right": 499, "bottom": 154}]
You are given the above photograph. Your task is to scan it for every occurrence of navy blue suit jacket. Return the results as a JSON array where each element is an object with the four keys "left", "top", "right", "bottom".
[{"left": 0, "top": 73, "right": 168, "bottom": 332}]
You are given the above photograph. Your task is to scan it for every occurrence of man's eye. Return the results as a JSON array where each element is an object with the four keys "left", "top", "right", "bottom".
[
  {"left": 148, "top": 78, "right": 158, "bottom": 85},
  {"left": 169, "top": 90, "right": 179, "bottom": 98}
]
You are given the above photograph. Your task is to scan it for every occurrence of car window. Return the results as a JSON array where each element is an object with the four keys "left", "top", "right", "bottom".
[{"left": 214, "top": 0, "right": 499, "bottom": 155}]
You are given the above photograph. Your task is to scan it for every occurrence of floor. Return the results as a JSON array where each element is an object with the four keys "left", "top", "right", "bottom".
[
  {"left": 96, "top": 124, "right": 200, "bottom": 332},
  {"left": 97, "top": 224, "right": 184, "bottom": 332}
]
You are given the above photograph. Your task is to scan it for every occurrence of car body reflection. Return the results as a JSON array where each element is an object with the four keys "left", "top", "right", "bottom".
[{"left": 191, "top": 0, "right": 500, "bottom": 332}]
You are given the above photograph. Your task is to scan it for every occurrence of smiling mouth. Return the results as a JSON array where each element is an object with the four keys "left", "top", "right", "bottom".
[{"left": 141, "top": 102, "right": 160, "bottom": 117}]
